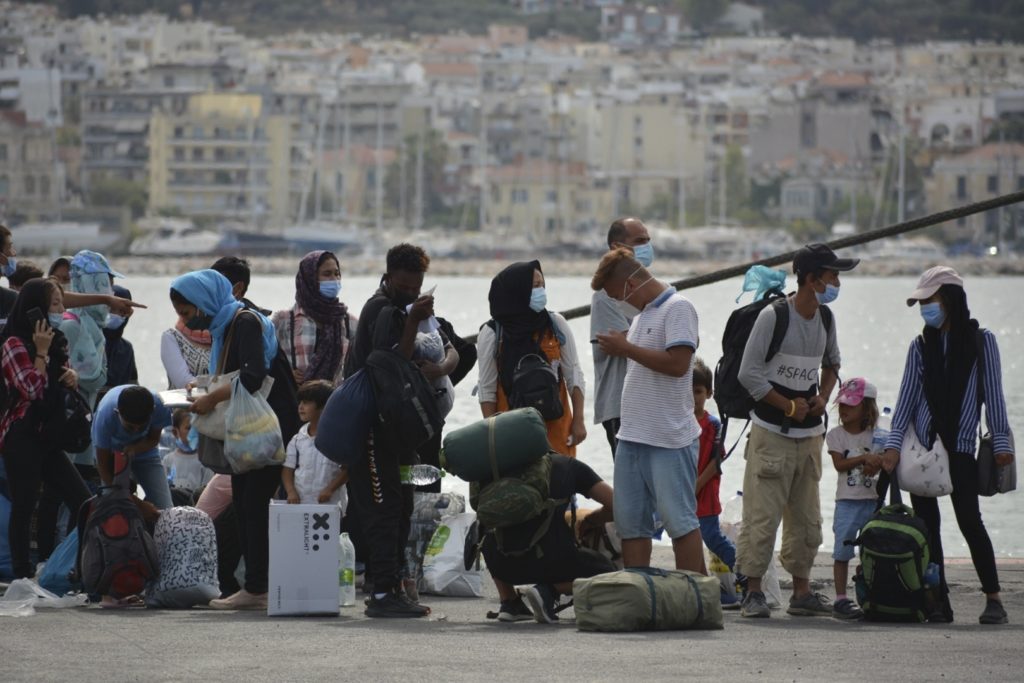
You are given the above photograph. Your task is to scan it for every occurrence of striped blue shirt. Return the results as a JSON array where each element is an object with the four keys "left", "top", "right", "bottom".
[{"left": 884, "top": 329, "right": 1014, "bottom": 456}]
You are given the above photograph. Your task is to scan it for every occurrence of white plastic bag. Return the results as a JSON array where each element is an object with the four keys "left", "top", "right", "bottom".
[
  {"left": 0, "top": 578, "right": 88, "bottom": 616},
  {"left": 420, "top": 512, "right": 483, "bottom": 597},
  {"left": 720, "top": 493, "right": 783, "bottom": 609},
  {"left": 224, "top": 375, "right": 285, "bottom": 473}
]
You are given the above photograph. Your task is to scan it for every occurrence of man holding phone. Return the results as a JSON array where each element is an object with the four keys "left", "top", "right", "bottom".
[{"left": 342, "top": 243, "right": 448, "bottom": 618}]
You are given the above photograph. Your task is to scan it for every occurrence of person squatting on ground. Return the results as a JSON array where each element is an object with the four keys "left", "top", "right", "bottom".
[
  {"left": 735, "top": 243, "right": 857, "bottom": 618},
  {"left": 591, "top": 247, "right": 704, "bottom": 573}
]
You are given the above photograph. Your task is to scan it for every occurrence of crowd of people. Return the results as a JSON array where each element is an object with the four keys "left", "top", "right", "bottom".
[{"left": 0, "top": 219, "right": 1014, "bottom": 626}]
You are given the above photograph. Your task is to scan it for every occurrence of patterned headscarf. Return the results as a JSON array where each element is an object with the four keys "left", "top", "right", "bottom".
[{"left": 294, "top": 250, "right": 347, "bottom": 382}]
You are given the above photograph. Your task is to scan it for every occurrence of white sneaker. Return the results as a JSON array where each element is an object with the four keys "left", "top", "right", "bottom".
[{"left": 209, "top": 589, "right": 267, "bottom": 610}]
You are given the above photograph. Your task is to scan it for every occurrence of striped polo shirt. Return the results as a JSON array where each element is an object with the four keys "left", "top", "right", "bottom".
[
  {"left": 617, "top": 286, "right": 702, "bottom": 450},
  {"left": 884, "top": 329, "right": 1014, "bottom": 456}
]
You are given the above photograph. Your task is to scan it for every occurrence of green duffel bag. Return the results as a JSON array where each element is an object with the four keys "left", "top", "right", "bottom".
[
  {"left": 440, "top": 407, "right": 550, "bottom": 482},
  {"left": 573, "top": 567, "right": 724, "bottom": 632}
]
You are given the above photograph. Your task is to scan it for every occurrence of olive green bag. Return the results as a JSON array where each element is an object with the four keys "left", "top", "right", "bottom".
[{"left": 573, "top": 567, "right": 724, "bottom": 632}]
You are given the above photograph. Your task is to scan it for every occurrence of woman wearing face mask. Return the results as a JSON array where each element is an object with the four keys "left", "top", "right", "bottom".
[
  {"left": 881, "top": 266, "right": 1014, "bottom": 626},
  {"left": 170, "top": 269, "right": 300, "bottom": 610},
  {"left": 0, "top": 278, "right": 88, "bottom": 577},
  {"left": 60, "top": 250, "right": 118, "bottom": 469},
  {"left": 272, "top": 250, "right": 356, "bottom": 386},
  {"left": 478, "top": 260, "right": 587, "bottom": 456}
]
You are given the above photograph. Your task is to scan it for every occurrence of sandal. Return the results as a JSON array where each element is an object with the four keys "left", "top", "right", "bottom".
[{"left": 99, "top": 594, "right": 146, "bottom": 609}]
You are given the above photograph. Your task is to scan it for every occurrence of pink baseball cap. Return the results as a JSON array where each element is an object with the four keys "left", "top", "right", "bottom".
[
  {"left": 906, "top": 265, "right": 963, "bottom": 307},
  {"left": 835, "top": 378, "right": 877, "bottom": 406}
]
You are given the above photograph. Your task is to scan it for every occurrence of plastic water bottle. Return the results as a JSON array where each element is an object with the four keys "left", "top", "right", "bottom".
[
  {"left": 401, "top": 464, "right": 443, "bottom": 486},
  {"left": 924, "top": 562, "right": 941, "bottom": 588},
  {"left": 338, "top": 532, "right": 356, "bottom": 607},
  {"left": 873, "top": 407, "right": 893, "bottom": 451}
]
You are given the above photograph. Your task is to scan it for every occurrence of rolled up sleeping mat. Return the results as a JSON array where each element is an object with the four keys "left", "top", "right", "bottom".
[{"left": 440, "top": 407, "right": 550, "bottom": 482}]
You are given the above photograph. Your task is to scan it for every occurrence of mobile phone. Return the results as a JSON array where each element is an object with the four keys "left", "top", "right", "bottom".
[{"left": 26, "top": 307, "right": 46, "bottom": 328}]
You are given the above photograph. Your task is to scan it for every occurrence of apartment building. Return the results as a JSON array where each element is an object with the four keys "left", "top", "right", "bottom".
[{"left": 0, "top": 110, "right": 59, "bottom": 220}]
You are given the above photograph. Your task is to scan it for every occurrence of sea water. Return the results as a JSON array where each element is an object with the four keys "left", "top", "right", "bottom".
[{"left": 123, "top": 273, "right": 1024, "bottom": 558}]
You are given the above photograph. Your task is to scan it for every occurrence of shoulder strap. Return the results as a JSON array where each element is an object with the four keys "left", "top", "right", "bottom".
[
  {"left": 766, "top": 298, "right": 789, "bottom": 362},
  {"left": 217, "top": 309, "right": 246, "bottom": 375},
  {"left": 289, "top": 310, "right": 297, "bottom": 369},
  {"left": 820, "top": 304, "right": 834, "bottom": 333}
]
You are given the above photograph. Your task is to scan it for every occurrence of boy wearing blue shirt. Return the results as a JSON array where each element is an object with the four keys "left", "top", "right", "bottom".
[{"left": 93, "top": 385, "right": 174, "bottom": 509}]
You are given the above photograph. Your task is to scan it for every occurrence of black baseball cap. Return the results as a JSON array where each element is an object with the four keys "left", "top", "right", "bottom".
[{"left": 792, "top": 243, "right": 859, "bottom": 277}]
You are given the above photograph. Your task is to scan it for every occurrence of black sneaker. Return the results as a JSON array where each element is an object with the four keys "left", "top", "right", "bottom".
[
  {"left": 497, "top": 595, "right": 535, "bottom": 622},
  {"left": 520, "top": 584, "right": 559, "bottom": 624},
  {"left": 364, "top": 591, "right": 430, "bottom": 618},
  {"left": 979, "top": 598, "right": 1008, "bottom": 625},
  {"left": 832, "top": 598, "right": 863, "bottom": 621}
]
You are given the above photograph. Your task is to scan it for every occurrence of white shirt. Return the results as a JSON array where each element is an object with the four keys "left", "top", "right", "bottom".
[
  {"left": 284, "top": 424, "right": 347, "bottom": 509},
  {"left": 826, "top": 426, "right": 880, "bottom": 501},
  {"left": 617, "top": 286, "right": 702, "bottom": 450},
  {"left": 162, "top": 449, "right": 214, "bottom": 492},
  {"left": 476, "top": 311, "right": 585, "bottom": 404}
]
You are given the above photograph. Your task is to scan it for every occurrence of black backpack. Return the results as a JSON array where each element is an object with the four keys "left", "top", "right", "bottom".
[
  {"left": 56, "top": 388, "right": 93, "bottom": 454},
  {"left": 365, "top": 347, "right": 444, "bottom": 455},
  {"left": 851, "top": 475, "right": 932, "bottom": 622},
  {"left": 76, "top": 471, "right": 159, "bottom": 598},
  {"left": 487, "top": 320, "right": 564, "bottom": 421},
  {"left": 714, "top": 290, "right": 833, "bottom": 424}
]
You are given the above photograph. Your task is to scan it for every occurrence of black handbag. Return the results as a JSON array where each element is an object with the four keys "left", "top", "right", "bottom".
[{"left": 975, "top": 331, "right": 1017, "bottom": 496}]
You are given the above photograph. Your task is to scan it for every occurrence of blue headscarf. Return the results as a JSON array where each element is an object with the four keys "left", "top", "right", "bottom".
[{"left": 170, "top": 269, "right": 278, "bottom": 372}]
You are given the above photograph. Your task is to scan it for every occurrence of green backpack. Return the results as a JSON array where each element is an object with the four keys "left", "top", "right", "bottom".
[{"left": 470, "top": 455, "right": 569, "bottom": 558}]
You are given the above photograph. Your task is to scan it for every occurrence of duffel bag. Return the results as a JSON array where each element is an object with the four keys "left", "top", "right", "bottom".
[
  {"left": 440, "top": 408, "right": 549, "bottom": 482},
  {"left": 573, "top": 567, "right": 723, "bottom": 632}
]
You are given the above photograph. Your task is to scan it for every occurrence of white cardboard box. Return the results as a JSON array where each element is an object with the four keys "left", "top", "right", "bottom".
[{"left": 268, "top": 502, "right": 341, "bottom": 616}]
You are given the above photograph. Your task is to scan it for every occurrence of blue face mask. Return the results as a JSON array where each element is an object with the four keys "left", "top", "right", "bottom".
[
  {"left": 1, "top": 256, "right": 16, "bottom": 278},
  {"left": 529, "top": 287, "right": 547, "bottom": 313},
  {"left": 187, "top": 425, "right": 199, "bottom": 452},
  {"left": 175, "top": 437, "right": 196, "bottom": 455},
  {"left": 105, "top": 313, "right": 125, "bottom": 330},
  {"left": 319, "top": 280, "right": 341, "bottom": 299},
  {"left": 48, "top": 313, "right": 64, "bottom": 329},
  {"left": 632, "top": 242, "right": 654, "bottom": 268},
  {"left": 920, "top": 302, "right": 946, "bottom": 328},
  {"left": 815, "top": 283, "right": 839, "bottom": 305}
]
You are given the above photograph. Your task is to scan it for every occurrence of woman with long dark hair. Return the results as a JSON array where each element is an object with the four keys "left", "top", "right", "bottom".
[
  {"left": 882, "top": 266, "right": 1014, "bottom": 625},
  {"left": 0, "top": 278, "right": 89, "bottom": 578},
  {"left": 271, "top": 250, "right": 355, "bottom": 386},
  {"left": 170, "top": 269, "right": 299, "bottom": 610}
]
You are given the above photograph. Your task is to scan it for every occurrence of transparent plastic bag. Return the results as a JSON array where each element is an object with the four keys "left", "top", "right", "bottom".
[
  {"left": 0, "top": 578, "right": 88, "bottom": 616},
  {"left": 224, "top": 376, "right": 285, "bottom": 474},
  {"left": 719, "top": 491, "right": 783, "bottom": 608}
]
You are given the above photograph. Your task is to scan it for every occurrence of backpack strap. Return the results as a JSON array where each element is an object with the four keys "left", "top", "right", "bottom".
[
  {"left": 486, "top": 414, "right": 501, "bottom": 481},
  {"left": 765, "top": 298, "right": 789, "bottom": 362},
  {"left": 492, "top": 497, "right": 571, "bottom": 558}
]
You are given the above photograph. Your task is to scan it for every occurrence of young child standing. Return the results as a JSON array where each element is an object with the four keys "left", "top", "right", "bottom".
[
  {"left": 827, "top": 377, "right": 883, "bottom": 620},
  {"left": 162, "top": 408, "right": 214, "bottom": 496},
  {"left": 692, "top": 358, "right": 740, "bottom": 609},
  {"left": 282, "top": 380, "right": 348, "bottom": 508}
]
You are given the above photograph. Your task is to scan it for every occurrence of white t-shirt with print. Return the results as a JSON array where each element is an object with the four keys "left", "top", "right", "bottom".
[
  {"left": 826, "top": 426, "right": 879, "bottom": 501},
  {"left": 284, "top": 424, "right": 347, "bottom": 509}
]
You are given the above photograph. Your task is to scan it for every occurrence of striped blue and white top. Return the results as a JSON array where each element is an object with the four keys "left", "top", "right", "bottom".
[{"left": 884, "top": 329, "right": 1014, "bottom": 456}]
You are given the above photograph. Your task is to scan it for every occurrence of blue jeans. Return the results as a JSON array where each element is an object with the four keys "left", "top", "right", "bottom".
[
  {"left": 699, "top": 515, "right": 736, "bottom": 571},
  {"left": 131, "top": 453, "right": 173, "bottom": 510}
]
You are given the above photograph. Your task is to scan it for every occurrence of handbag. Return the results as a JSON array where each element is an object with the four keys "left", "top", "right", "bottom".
[
  {"left": 191, "top": 310, "right": 274, "bottom": 441},
  {"left": 196, "top": 433, "right": 233, "bottom": 475},
  {"left": 897, "top": 426, "right": 953, "bottom": 497},
  {"left": 975, "top": 330, "right": 1017, "bottom": 496}
]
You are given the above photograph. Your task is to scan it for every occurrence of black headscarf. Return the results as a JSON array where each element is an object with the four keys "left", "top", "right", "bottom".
[
  {"left": 487, "top": 260, "right": 553, "bottom": 394},
  {"left": 920, "top": 284, "right": 978, "bottom": 452},
  {"left": 0, "top": 277, "right": 69, "bottom": 371}
]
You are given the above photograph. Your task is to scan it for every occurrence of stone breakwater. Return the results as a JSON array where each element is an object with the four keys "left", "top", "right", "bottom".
[{"left": 111, "top": 255, "right": 1024, "bottom": 278}]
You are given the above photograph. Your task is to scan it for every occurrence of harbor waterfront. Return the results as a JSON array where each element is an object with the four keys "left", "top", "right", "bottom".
[{"left": 117, "top": 272, "right": 1024, "bottom": 558}]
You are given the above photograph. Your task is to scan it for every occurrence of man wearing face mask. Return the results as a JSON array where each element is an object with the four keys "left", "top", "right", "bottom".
[
  {"left": 342, "top": 243, "right": 444, "bottom": 618},
  {"left": 734, "top": 243, "right": 858, "bottom": 619},
  {"left": 591, "top": 217, "right": 653, "bottom": 459},
  {"left": 104, "top": 284, "right": 139, "bottom": 388}
]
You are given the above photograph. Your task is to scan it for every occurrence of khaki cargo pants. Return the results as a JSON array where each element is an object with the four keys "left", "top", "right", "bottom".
[{"left": 735, "top": 423, "right": 823, "bottom": 580}]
